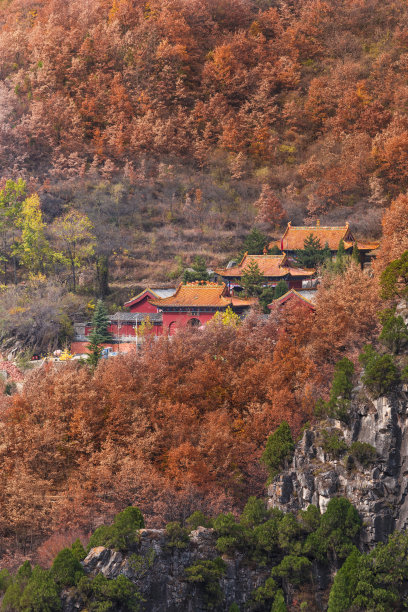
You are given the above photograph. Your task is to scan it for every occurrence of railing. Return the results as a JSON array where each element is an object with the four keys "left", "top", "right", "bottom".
[{"left": 73, "top": 333, "right": 141, "bottom": 343}]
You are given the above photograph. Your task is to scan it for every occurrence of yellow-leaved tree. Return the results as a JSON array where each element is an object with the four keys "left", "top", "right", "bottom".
[
  {"left": 51, "top": 210, "right": 96, "bottom": 292},
  {"left": 15, "top": 193, "right": 52, "bottom": 275},
  {"left": 209, "top": 306, "right": 241, "bottom": 327}
]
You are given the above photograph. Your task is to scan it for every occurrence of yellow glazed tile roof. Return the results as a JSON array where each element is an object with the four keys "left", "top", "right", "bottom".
[
  {"left": 215, "top": 253, "right": 315, "bottom": 278},
  {"left": 275, "top": 222, "right": 353, "bottom": 251},
  {"left": 150, "top": 282, "right": 253, "bottom": 308}
]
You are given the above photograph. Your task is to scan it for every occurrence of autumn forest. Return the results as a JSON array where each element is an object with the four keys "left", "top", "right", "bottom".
[{"left": 1, "top": 1, "right": 408, "bottom": 608}]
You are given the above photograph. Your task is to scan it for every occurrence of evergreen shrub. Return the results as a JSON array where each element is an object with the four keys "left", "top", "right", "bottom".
[
  {"left": 165, "top": 522, "right": 190, "bottom": 549},
  {"left": 87, "top": 506, "right": 145, "bottom": 552},
  {"left": 359, "top": 345, "right": 399, "bottom": 398},
  {"left": 185, "top": 557, "right": 227, "bottom": 609},
  {"left": 51, "top": 548, "right": 84, "bottom": 588},
  {"left": 261, "top": 422, "right": 295, "bottom": 483},
  {"left": 349, "top": 441, "right": 376, "bottom": 467},
  {"left": 321, "top": 430, "right": 348, "bottom": 459}
]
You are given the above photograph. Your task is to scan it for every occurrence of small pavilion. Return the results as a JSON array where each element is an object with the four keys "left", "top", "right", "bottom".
[{"left": 269, "top": 288, "right": 316, "bottom": 312}]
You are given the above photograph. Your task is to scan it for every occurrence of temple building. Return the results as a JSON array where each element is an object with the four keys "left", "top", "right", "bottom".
[
  {"left": 272, "top": 221, "right": 379, "bottom": 264},
  {"left": 214, "top": 253, "right": 316, "bottom": 291},
  {"left": 269, "top": 288, "right": 316, "bottom": 312},
  {"left": 150, "top": 282, "right": 255, "bottom": 335},
  {"left": 124, "top": 288, "right": 177, "bottom": 313},
  {"left": 71, "top": 282, "right": 254, "bottom": 351}
]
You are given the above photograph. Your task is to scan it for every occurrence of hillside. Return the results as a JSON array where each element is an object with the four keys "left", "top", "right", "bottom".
[
  {"left": 2, "top": 1, "right": 408, "bottom": 610},
  {"left": 0, "top": 0, "right": 407, "bottom": 272},
  {"left": 0, "top": 0, "right": 406, "bottom": 317}
]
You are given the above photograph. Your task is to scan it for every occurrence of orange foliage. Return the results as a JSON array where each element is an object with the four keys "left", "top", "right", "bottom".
[
  {"left": 0, "top": 310, "right": 325, "bottom": 556},
  {"left": 375, "top": 192, "right": 408, "bottom": 273},
  {"left": 0, "top": 268, "right": 383, "bottom": 561},
  {"left": 312, "top": 264, "right": 380, "bottom": 366},
  {"left": 0, "top": 0, "right": 407, "bottom": 209}
]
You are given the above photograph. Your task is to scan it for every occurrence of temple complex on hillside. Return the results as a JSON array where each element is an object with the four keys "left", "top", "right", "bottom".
[
  {"left": 215, "top": 253, "right": 316, "bottom": 291},
  {"left": 272, "top": 221, "right": 379, "bottom": 264},
  {"left": 149, "top": 282, "right": 254, "bottom": 334},
  {"left": 71, "top": 221, "right": 379, "bottom": 354}
]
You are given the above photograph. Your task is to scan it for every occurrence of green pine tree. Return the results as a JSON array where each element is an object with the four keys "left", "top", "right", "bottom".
[
  {"left": 261, "top": 422, "right": 295, "bottom": 483},
  {"left": 351, "top": 242, "right": 360, "bottom": 265},
  {"left": 274, "top": 280, "right": 289, "bottom": 299},
  {"left": 183, "top": 256, "right": 209, "bottom": 283},
  {"left": 240, "top": 228, "right": 269, "bottom": 257},
  {"left": 296, "top": 234, "right": 324, "bottom": 268},
  {"left": 259, "top": 286, "right": 275, "bottom": 313},
  {"left": 90, "top": 300, "right": 113, "bottom": 342},
  {"left": 241, "top": 259, "right": 264, "bottom": 297},
  {"left": 87, "top": 300, "right": 113, "bottom": 367},
  {"left": 327, "top": 548, "right": 361, "bottom": 612},
  {"left": 334, "top": 239, "right": 347, "bottom": 273},
  {"left": 322, "top": 241, "right": 331, "bottom": 261},
  {"left": 271, "top": 590, "right": 287, "bottom": 612}
]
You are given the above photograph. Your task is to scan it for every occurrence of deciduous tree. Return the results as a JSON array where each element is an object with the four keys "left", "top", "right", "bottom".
[{"left": 51, "top": 211, "right": 95, "bottom": 292}]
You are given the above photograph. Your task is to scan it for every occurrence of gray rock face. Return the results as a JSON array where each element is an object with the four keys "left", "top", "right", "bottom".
[
  {"left": 75, "top": 528, "right": 269, "bottom": 612},
  {"left": 268, "top": 388, "right": 408, "bottom": 548}
]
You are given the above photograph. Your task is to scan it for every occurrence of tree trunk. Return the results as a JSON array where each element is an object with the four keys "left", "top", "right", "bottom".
[
  {"left": 71, "top": 259, "right": 76, "bottom": 293},
  {"left": 96, "top": 254, "right": 110, "bottom": 297}
]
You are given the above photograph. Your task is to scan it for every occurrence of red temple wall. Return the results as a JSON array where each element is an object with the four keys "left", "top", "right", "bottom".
[
  {"left": 107, "top": 323, "right": 162, "bottom": 337},
  {"left": 128, "top": 295, "right": 158, "bottom": 313},
  {"left": 162, "top": 311, "right": 215, "bottom": 333}
]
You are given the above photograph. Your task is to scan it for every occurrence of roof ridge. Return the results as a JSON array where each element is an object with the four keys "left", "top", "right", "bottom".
[
  {"left": 124, "top": 287, "right": 158, "bottom": 305},
  {"left": 183, "top": 281, "right": 224, "bottom": 287},
  {"left": 245, "top": 254, "right": 284, "bottom": 258},
  {"left": 288, "top": 225, "right": 348, "bottom": 230},
  {"left": 275, "top": 288, "right": 315, "bottom": 306}
]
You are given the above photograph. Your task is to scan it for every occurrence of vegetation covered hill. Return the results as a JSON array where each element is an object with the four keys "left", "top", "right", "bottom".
[
  {"left": 1, "top": 0, "right": 408, "bottom": 240},
  {"left": 0, "top": 0, "right": 406, "bottom": 324},
  {"left": 1, "top": 1, "right": 408, "bottom": 608}
]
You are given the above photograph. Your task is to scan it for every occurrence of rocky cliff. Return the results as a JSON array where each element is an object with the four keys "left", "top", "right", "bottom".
[
  {"left": 268, "top": 384, "right": 408, "bottom": 549},
  {"left": 66, "top": 528, "right": 269, "bottom": 612}
]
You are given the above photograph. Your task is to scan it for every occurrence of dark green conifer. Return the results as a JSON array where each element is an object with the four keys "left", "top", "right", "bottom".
[
  {"left": 241, "top": 259, "right": 264, "bottom": 297},
  {"left": 183, "top": 256, "right": 209, "bottom": 283},
  {"left": 351, "top": 242, "right": 360, "bottom": 265},
  {"left": 296, "top": 233, "right": 323, "bottom": 268},
  {"left": 240, "top": 228, "right": 269, "bottom": 257},
  {"left": 87, "top": 299, "right": 113, "bottom": 367},
  {"left": 274, "top": 280, "right": 289, "bottom": 299}
]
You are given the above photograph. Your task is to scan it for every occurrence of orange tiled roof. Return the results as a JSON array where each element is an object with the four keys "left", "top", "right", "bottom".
[
  {"left": 231, "top": 296, "right": 257, "bottom": 306},
  {"left": 150, "top": 282, "right": 252, "bottom": 308},
  {"left": 275, "top": 222, "right": 354, "bottom": 251},
  {"left": 344, "top": 240, "right": 380, "bottom": 251},
  {"left": 269, "top": 289, "right": 316, "bottom": 310},
  {"left": 215, "top": 253, "right": 315, "bottom": 278},
  {"left": 216, "top": 254, "right": 286, "bottom": 278}
]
